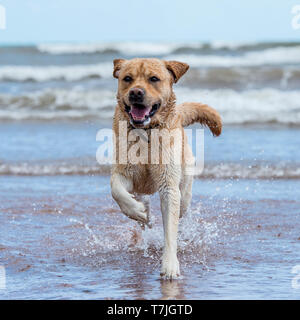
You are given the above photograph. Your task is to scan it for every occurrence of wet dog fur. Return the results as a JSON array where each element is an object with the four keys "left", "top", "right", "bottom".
[{"left": 111, "top": 58, "right": 222, "bottom": 279}]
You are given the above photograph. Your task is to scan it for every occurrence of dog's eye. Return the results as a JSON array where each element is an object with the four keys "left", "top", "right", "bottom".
[
  {"left": 123, "top": 76, "right": 133, "bottom": 82},
  {"left": 149, "top": 76, "right": 160, "bottom": 82}
]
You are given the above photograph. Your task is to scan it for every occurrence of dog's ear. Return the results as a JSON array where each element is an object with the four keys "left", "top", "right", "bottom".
[
  {"left": 164, "top": 60, "right": 189, "bottom": 83},
  {"left": 113, "top": 59, "right": 126, "bottom": 78}
]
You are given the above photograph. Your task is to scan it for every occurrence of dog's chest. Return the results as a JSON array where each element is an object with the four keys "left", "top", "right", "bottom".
[{"left": 125, "top": 164, "right": 159, "bottom": 195}]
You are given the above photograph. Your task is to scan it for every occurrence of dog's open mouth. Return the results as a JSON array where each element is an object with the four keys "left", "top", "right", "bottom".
[{"left": 124, "top": 102, "right": 161, "bottom": 126}]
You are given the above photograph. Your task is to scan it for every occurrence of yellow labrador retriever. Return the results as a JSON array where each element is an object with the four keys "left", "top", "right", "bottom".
[{"left": 111, "top": 58, "right": 222, "bottom": 279}]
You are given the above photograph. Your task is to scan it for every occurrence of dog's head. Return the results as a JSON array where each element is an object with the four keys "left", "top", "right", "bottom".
[{"left": 113, "top": 58, "right": 189, "bottom": 128}]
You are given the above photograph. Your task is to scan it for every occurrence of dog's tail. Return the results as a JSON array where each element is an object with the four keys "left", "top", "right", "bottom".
[{"left": 177, "top": 102, "right": 222, "bottom": 136}]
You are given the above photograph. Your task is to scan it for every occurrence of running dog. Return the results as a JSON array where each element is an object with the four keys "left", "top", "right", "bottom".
[{"left": 111, "top": 58, "right": 222, "bottom": 279}]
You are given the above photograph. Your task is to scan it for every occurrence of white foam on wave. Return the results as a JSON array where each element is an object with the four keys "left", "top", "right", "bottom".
[
  {"left": 37, "top": 42, "right": 184, "bottom": 55},
  {"left": 176, "top": 87, "right": 300, "bottom": 125},
  {"left": 165, "top": 46, "right": 300, "bottom": 67},
  {"left": 1, "top": 160, "right": 300, "bottom": 179},
  {"left": 1, "top": 47, "right": 300, "bottom": 83},
  {"left": 0, "top": 88, "right": 115, "bottom": 120},
  {"left": 0, "top": 62, "right": 113, "bottom": 82},
  {"left": 37, "top": 41, "right": 300, "bottom": 55},
  {"left": 0, "top": 87, "right": 300, "bottom": 125},
  {"left": 209, "top": 41, "right": 257, "bottom": 50}
]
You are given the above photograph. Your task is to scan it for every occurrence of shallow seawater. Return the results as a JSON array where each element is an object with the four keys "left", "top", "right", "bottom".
[{"left": 1, "top": 175, "right": 300, "bottom": 299}]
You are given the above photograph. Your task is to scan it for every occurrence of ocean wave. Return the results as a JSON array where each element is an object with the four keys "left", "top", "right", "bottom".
[
  {"left": 183, "top": 67, "right": 300, "bottom": 89},
  {"left": 37, "top": 42, "right": 182, "bottom": 55},
  {"left": 0, "top": 88, "right": 300, "bottom": 124},
  {"left": 0, "top": 62, "right": 113, "bottom": 82},
  {"left": 0, "top": 88, "right": 116, "bottom": 120},
  {"left": 165, "top": 46, "right": 300, "bottom": 67},
  {"left": 36, "top": 41, "right": 300, "bottom": 55},
  {"left": 1, "top": 161, "right": 299, "bottom": 179},
  {"left": 176, "top": 88, "right": 300, "bottom": 125},
  {"left": 0, "top": 161, "right": 110, "bottom": 176},
  {"left": 199, "top": 163, "right": 300, "bottom": 179},
  {"left": 1, "top": 61, "right": 299, "bottom": 85}
]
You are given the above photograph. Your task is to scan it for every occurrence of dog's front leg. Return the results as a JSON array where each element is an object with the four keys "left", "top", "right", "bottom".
[
  {"left": 111, "top": 173, "right": 148, "bottom": 224},
  {"left": 159, "top": 183, "right": 181, "bottom": 279}
]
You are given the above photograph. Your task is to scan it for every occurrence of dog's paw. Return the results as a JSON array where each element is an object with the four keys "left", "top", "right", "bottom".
[
  {"left": 132, "top": 200, "right": 148, "bottom": 222},
  {"left": 160, "top": 255, "right": 180, "bottom": 280},
  {"left": 123, "top": 200, "right": 148, "bottom": 224}
]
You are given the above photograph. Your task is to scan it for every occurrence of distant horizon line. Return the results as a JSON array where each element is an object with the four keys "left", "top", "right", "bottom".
[{"left": 1, "top": 39, "right": 300, "bottom": 46}]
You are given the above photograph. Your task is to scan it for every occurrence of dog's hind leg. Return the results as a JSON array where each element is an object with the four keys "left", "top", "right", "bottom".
[{"left": 111, "top": 173, "right": 148, "bottom": 225}]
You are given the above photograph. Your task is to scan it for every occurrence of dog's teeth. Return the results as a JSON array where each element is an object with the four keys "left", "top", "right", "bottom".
[{"left": 143, "top": 118, "right": 151, "bottom": 125}]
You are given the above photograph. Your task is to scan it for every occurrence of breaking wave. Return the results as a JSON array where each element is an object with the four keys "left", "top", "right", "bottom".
[
  {"left": 1, "top": 160, "right": 299, "bottom": 179},
  {"left": 1, "top": 64, "right": 300, "bottom": 90},
  {"left": 36, "top": 41, "right": 300, "bottom": 56},
  {"left": 0, "top": 88, "right": 115, "bottom": 120},
  {"left": 0, "top": 87, "right": 299, "bottom": 125},
  {"left": 165, "top": 46, "right": 300, "bottom": 67},
  {"left": 1, "top": 45, "right": 300, "bottom": 84},
  {"left": 0, "top": 62, "right": 113, "bottom": 82}
]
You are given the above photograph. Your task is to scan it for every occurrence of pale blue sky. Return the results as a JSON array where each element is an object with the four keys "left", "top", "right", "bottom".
[{"left": 0, "top": 0, "right": 299, "bottom": 44}]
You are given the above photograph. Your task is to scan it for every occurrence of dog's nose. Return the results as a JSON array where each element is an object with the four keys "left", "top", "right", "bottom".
[{"left": 129, "top": 88, "right": 145, "bottom": 103}]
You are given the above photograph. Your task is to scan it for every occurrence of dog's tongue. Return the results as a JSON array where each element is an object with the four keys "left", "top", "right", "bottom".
[{"left": 130, "top": 105, "right": 151, "bottom": 120}]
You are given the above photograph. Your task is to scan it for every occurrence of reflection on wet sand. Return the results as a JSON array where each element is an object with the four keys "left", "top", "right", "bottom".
[{"left": 160, "top": 279, "right": 185, "bottom": 300}]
